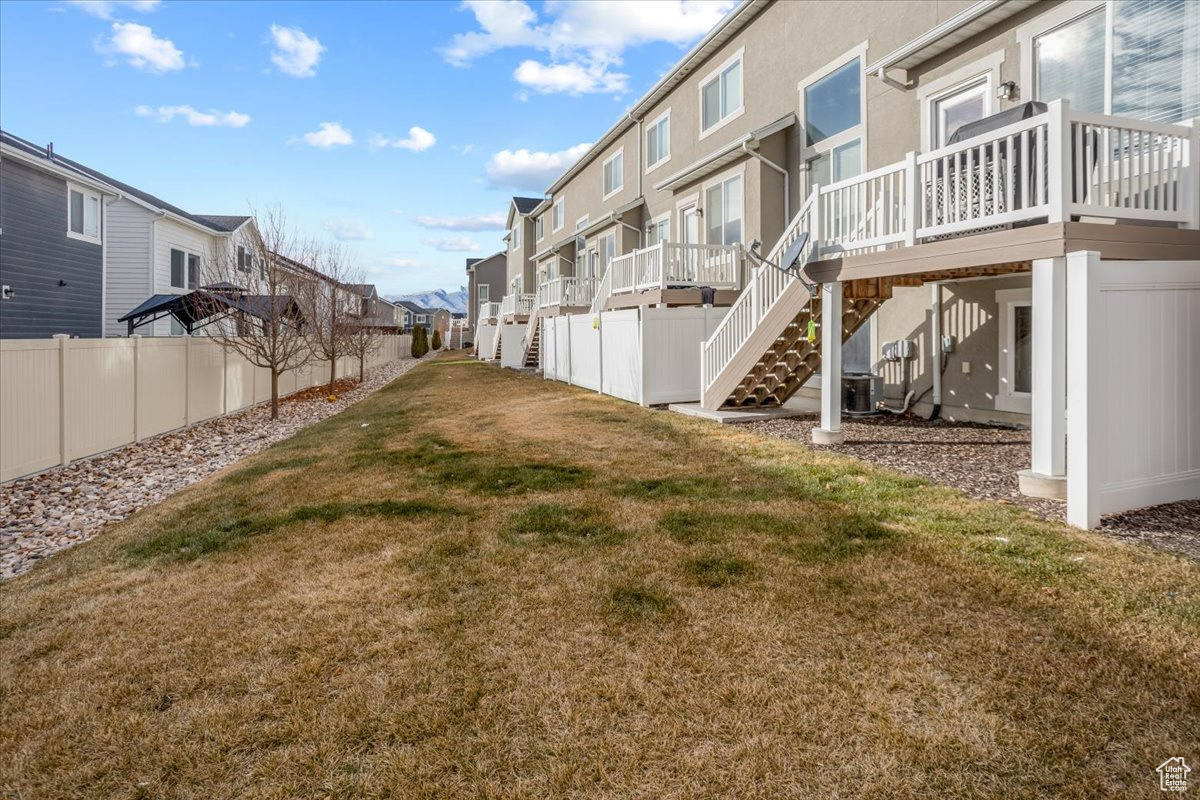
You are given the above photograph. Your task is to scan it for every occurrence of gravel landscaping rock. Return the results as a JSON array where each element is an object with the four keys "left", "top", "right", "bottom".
[
  {"left": 748, "top": 414, "right": 1200, "bottom": 560},
  {"left": 1, "top": 358, "right": 420, "bottom": 580}
]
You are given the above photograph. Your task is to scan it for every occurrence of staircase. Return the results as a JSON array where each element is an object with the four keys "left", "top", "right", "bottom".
[
  {"left": 522, "top": 317, "right": 541, "bottom": 368},
  {"left": 700, "top": 189, "right": 889, "bottom": 410},
  {"left": 490, "top": 325, "right": 503, "bottom": 361}
]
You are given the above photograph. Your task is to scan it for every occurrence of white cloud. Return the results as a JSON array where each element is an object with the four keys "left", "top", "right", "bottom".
[
  {"left": 67, "top": 0, "right": 159, "bottom": 19},
  {"left": 301, "top": 122, "right": 353, "bottom": 148},
  {"left": 323, "top": 219, "right": 373, "bottom": 241},
  {"left": 443, "top": 0, "right": 736, "bottom": 95},
  {"left": 99, "top": 21, "right": 183, "bottom": 73},
  {"left": 485, "top": 143, "right": 590, "bottom": 191},
  {"left": 369, "top": 126, "right": 437, "bottom": 152},
  {"left": 514, "top": 59, "right": 627, "bottom": 95},
  {"left": 270, "top": 24, "right": 325, "bottom": 77},
  {"left": 387, "top": 258, "right": 425, "bottom": 268},
  {"left": 135, "top": 104, "right": 251, "bottom": 128},
  {"left": 413, "top": 213, "right": 506, "bottom": 232},
  {"left": 422, "top": 236, "right": 482, "bottom": 253}
]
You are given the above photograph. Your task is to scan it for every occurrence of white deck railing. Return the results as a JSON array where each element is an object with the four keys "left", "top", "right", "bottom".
[
  {"left": 478, "top": 301, "right": 500, "bottom": 322},
  {"left": 700, "top": 100, "right": 1198, "bottom": 401},
  {"left": 499, "top": 293, "right": 536, "bottom": 318},
  {"left": 539, "top": 276, "right": 597, "bottom": 308},
  {"left": 607, "top": 241, "right": 743, "bottom": 295}
]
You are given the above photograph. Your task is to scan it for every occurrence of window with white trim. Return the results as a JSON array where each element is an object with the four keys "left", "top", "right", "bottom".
[
  {"left": 477, "top": 283, "right": 489, "bottom": 302},
  {"left": 704, "top": 173, "right": 743, "bottom": 246},
  {"left": 646, "top": 216, "right": 669, "bottom": 246},
  {"left": 700, "top": 52, "right": 743, "bottom": 134},
  {"left": 237, "top": 244, "right": 255, "bottom": 272},
  {"left": 552, "top": 197, "right": 564, "bottom": 232},
  {"left": 801, "top": 51, "right": 864, "bottom": 189},
  {"left": 576, "top": 215, "right": 589, "bottom": 232},
  {"left": 535, "top": 215, "right": 544, "bottom": 241},
  {"left": 67, "top": 185, "right": 101, "bottom": 243},
  {"left": 996, "top": 288, "right": 1033, "bottom": 414},
  {"left": 512, "top": 224, "right": 521, "bottom": 248},
  {"left": 931, "top": 77, "right": 990, "bottom": 148},
  {"left": 170, "top": 248, "right": 201, "bottom": 291},
  {"left": 646, "top": 111, "right": 670, "bottom": 170},
  {"left": 603, "top": 149, "right": 623, "bottom": 198},
  {"left": 1023, "top": 0, "right": 1200, "bottom": 124}
]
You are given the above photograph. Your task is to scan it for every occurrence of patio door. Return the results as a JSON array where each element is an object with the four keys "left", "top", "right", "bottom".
[{"left": 680, "top": 205, "right": 699, "bottom": 281}]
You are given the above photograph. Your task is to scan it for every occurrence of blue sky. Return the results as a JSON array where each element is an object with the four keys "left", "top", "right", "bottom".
[{"left": 0, "top": 0, "right": 734, "bottom": 295}]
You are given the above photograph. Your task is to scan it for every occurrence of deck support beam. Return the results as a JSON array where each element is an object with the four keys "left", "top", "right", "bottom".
[
  {"left": 812, "top": 281, "right": 845, "bottom": 445},
  {"left": 1020, "top": 255, "right": 1067, "bottom": 499}
]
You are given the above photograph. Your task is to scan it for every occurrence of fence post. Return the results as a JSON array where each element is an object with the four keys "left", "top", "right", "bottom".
[
  {"left": 132, "top": 334, "right": 142, "bottom": 443},
  {"left": 184, "top": 334, "right": 192, "bottom": 426},
  {"left": 904, "top": 151, "right": 919, "bottom": 246},
  {"left": 54, "top": 334, "right": 69, "bottom": 466},
  {"left": 1047, "top": 99, "right": 1071, "bottom": 223},
  {"left": 1185, "top": 117, "right": 1200, "bottom": 230},
  {"left": 810, "top": 184, "right": 822, "bottom": 267}
]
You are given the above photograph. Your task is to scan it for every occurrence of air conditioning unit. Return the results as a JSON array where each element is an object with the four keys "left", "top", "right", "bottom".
[{"left": 842, "top": 373, "right": 880, "bottom": 416}]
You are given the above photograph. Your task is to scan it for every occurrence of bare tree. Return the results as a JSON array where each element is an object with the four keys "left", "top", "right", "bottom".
[
  {"left": 307, "top": 243, "right": 357, "bottom": 396},
  {"left": 341, "top": 268, "right": 384, "bottom": 382},
  {"left": 200, "top": 206, "right": 317, "bottom": 420}
]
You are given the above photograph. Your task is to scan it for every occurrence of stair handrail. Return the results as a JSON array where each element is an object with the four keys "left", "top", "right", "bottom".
[
  {"left": 700, "top": 187, "right": 819, "bottom": 396},
  {"left": 589, "top": 261, "right": 614, "bottom": 314}
]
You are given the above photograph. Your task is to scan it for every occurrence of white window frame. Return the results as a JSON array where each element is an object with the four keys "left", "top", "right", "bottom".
[
  {"left": 169, "top": 247, "right": 202, "bottom": 292},
  {"left": 602, "top": 147, "right": 624, "bottom": 200},
  {"left": 645, "top": 109, "right": 672, "bottom": 174},
  {"left": 700, "top": 163, "right": 746, "bottom": 247},
  {"left": 996, "top": 287, "right": 1033, "bottom": 414},
  {"left": 575, "top": 215, "right": 589, "bottom": 232},
  {"left": 646, "top": 213, "right": 670, "bottom": 245},
  {"left": 798, "top": 42, "right": 868, "bottom": 191},
  {"left": 477, "top": 283, "right": 490, "bottom": 302},
  {"left": 535, "top": 215, "right": 544, "bottom": 242},
  {"left": 1017, "top": 0, "right": 1110, "bottom": 111},
  {"left": 512, "top": 224, "right": 521, "bottom": 248},
  {"left": 917, "top": 50, "right": 1003, "bottom": 150},
  {"left": 66, "top": 183, "right": 102, "bottom": 244},
  {"left": 698, "top": 48, "right": 745, "bottom": 140},
  {"left": 552, "top": 197, "right": 565, "bottom": 232}
]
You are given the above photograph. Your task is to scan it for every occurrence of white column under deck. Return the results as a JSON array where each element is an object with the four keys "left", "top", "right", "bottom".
[
  {"left": 1019, "top": 257, "right": 1068, "bottom": 500},
  {"left": 812, "top": 281, "right": 845, "bottom": 445}
]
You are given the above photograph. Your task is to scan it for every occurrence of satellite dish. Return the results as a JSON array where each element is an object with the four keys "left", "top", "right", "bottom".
[{"left": 779, "top": 232, "right": 810, "bottom": 274}]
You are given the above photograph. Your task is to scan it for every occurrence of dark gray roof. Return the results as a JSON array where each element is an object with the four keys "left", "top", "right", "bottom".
[
  {"left": 513, "top": 196, "right": 543, "bottom": 215},
  {"left": 465, "top": 258, "right": 483, "bottom": 268},
  {"left": 395, "top": 300, "right": 437, "bottom": 315},
  {"left": 0, "top": 130, "right": 243, "bottom": 234},
  {"left": 194, "top": 215, "right": 251, "bottom": 232}
]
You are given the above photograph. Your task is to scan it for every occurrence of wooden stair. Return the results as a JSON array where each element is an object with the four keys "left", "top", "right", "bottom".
[
  {"left": 522, "top": 319, "right": 541, "bottom": 368},
  {"left": 724, "top": 278, "right": 893, "bottom": 408},
  {"left": 490, "top": 325, "right": 503, "bottom": 361}
]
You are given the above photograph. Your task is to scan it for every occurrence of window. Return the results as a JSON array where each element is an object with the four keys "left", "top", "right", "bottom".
[
  {"left": 237, "top": 245, "right": 254, "bottom": 272},
  {"left": 1023, "top": 1, "right": 1198, "bottom": 124},
  {"left": 552, "top": 197, "right": 565, "bottom": 232},
  {"left": 535, "top": 215, "right": 544, "bottom": 241},
  {"left": 646, "top": 111, "right": 670, "bottom": 170},
  {"left": 512, "top": 224, "right": 521, "bottom": 248},
  {"left": 477, "top": 283, "right": 489, "bottom": 302},
  {"left": 170, "top": 248, "right": 200, "bottom": 290},
  {"left": 704, "top": 173, "right": 743, "bottom": 246},
  {"left": 996, "top": 288, "right": 1033, "bottom": 413},
  {"left": 576, "top": 215, "right": 589, "bottom": 232},
  {"left": 598, "top": 230, "right": 616, "bottom": 272},
  {"left": 67, "top": 185, "right": 101, "bottom": 243},
  {"left": 800, "top": 49, "right": 864, "bottom": 190},
  {"left": 931, "top": 78, "right": 989, "bottom": 148},
  {"left": 602, "top": 149, "right": 624, "bottom": 198},
  {"left": 646, "top": 216, "right": 669, "bottom": 246},
  {"left": 700, "top": 51, "right": 743, "bottom": 134}
]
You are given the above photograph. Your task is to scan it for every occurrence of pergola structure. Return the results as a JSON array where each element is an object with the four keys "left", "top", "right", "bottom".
[{"left": 118, "top": 287, "right": 305, "bottom": 335}]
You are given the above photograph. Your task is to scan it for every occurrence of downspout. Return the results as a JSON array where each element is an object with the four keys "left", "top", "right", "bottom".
[{"left": 741, "top": 140, "right": 789, "bottom": 227}]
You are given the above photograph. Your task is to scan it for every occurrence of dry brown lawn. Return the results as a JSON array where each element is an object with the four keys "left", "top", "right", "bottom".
[{"left": 2, "top": 352, "right": 1198, "bottom": 799}]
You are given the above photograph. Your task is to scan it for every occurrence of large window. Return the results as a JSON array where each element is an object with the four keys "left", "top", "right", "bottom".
[
  {"left": 552, "top": 197, "right": 564, "bottom": 232},
  {"left": 704, "top": 173, "right": 743, "bottom": 246},
  {"left": 602, "top": 149, "right": 623, "bottom": 198},
  {"left": 931, "top": 78, "right": 989, "bottom": 147},
  {"left": 535, "top": 215, "right": 544, "bottom": 241},
  {"left": 801, "top": 51, "right": 864, "bottom": 190},
  {"left": 512, "top": 224, "right": 521, "bottom": 248},
  {"left": 700, "top": 52, "right": 743, "bottom": 134},
  {"left": 170, "top": 248, "right": 200, "bottom": 291},
  {"left": 67, "top": 185, "right": 101, "bottom": 243},
  {"left": 1026, "top": 1, "right": 1199, "bottom": 123},
  {"left": 646, "top": 111, "right": 670, "bottom": 170}
]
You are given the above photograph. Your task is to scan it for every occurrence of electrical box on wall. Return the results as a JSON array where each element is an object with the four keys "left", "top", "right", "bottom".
[
  {"left": 941, "top": 335, "right": 955, "bottom": 353},
  {"left": 882, "top": 339, "right": 916, "bottom": 361}
]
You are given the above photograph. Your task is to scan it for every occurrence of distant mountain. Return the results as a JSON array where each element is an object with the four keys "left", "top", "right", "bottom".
[{"left": 390, "top": 287, "right": 468, "bottom": 314}]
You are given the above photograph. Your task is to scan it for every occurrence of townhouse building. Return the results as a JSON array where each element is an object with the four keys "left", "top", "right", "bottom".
[
  {"left": 482, "top": 0, "right": 1199, "bottom": 528},
  {"left": 465, "top": 251, "right": 505, "bottom": 339}
]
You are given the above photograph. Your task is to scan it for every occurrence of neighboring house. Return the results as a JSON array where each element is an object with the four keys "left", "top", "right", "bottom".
[
  {"left": 0, "top": 133, "right": 117, "bottom": 338},
  {"left": 501, "top": 196, "right": 545, "bottom": 321},
  {"left": 428, "top": 308, "right": 451, "bottom": 341},
  {"left": 465, "top": 252, "right": 505, "bottom": 331},
  {"left": 0, "top": 130, "right": 260, "bottom": 338},
  {"left": 345, "top": 284, "right": 405, "bottom": 333},
  {"left": 481, "top": 0, "right": 1200, "bottom": 521},
  {"left": 395, "top": 300, "right": 433, "bottom": 334}
]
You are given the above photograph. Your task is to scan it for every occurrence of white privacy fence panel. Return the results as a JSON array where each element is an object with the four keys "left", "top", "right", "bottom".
[
  {"left": 0, "top": 334, "right": 412, "bottom": 483},
  {"left": 600, "top": 310, "right": 641, "bottom": 403},
  {"left": 499, "top": 323, "right": 529, "bottom": 368},
  {"left": 642, "top": 306, "right": 729, "bottom": 406},
  {"left": 1067, "top": 254, "right": 1200, "bottom": 528},
  {"left": 567, "top": 315, "right": 602, "bottom": 391}
]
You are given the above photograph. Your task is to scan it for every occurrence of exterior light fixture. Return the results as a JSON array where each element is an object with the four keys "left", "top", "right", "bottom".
[{"left": 996, "top": 81, "right": 1017, "bottom": 101}]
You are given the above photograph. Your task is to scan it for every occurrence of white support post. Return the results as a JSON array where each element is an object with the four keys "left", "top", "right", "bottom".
[
  {"left": 1066, "top": 250, "right": 1102, "bottom": 529},
  {"left": 1184, "top": 117, "right": 1200, "bottom": 230},
  {"left": 54, "top": 334, "right": 70, "bottom": 466},
  {"left": 1046, "top": 99, "right": 1072, "bottom": 223},
  {"left": 812, "top": 281, "right": 844, "bottom": 445},
  {"left": 904, "top": 151, "right": 919, "bottom": 246},
  {"left": 1020, "top": 256, "right": 1067, "bottom": 500}
]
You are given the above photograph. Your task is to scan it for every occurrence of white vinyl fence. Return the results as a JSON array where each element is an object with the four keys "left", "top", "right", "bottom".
[
  {"left": 541, "top": 306, "right": 728, "bottom": 406},
  {"left": 0, "top": 334, "right": 411, "bottom": 483},
  {"left": 1066, "top": 254, "right": 1200, "bottom": 527}
]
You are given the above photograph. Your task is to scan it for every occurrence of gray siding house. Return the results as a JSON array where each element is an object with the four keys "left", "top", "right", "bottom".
[
  {"left": 0, "top": 134, "right": 115, "bottom": 338},
  {"left": 465, "top": 252, "right": 505, "bottom": 331}
]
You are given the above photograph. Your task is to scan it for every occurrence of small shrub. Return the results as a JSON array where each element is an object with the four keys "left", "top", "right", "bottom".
[
  {"left": 431, "top": 329, "right": 442, "bottom": 350},
  {"left": 411, "top": 326, "right": 429, "bottom": 358}
]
